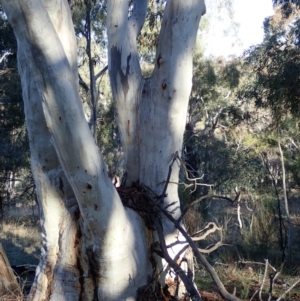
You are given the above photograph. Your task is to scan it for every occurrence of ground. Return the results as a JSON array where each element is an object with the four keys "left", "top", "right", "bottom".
[{"left": 1, "top": 206, "right": 300, "bottom": 301}]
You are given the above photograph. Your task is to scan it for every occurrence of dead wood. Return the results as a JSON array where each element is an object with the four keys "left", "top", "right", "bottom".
[{"left": 0, "top": 243, "right": 22, "bottom": 299}]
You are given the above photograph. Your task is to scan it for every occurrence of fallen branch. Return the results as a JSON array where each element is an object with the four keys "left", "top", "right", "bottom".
[
  {"left": 178, "top": 194, "right": 238, "bottom": 223},
  {"left": 149, "top": 196, "right": 242, "bottom": 301},
  {"left": 276, "top": 278, "right": 300, "bottom": 301},
  {"left": 0, "top": 52, "right": 12, "bottom": 64},
  {"left": 118, "top": 157, "right": 241, "bottom": 300},
  {"left": 191, "top": 222, "right": 222, "bottom": 241},
  {"left": 152, "top": 218, "right": 202, "bottom": 301},
  {"left": 259, "top": 259, "right": 269, "bottom": 301}
]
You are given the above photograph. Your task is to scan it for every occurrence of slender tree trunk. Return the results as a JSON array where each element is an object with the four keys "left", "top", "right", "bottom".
[
  {"left": 84, "top": 0, "right": 98, "bottom": 140},
  {"left": 277, "top": 132, "right": 292, "bottom": 260}
]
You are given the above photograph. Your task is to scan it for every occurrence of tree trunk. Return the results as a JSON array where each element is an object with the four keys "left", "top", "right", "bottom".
[
  {"left": 1, "top": 0, "right": 206, "bottom": 300},
  {"left": 0, "top": 243, "right": 22, "bottom": 299},
  {"left": 277, "top": 132, "right": 292, "bottom": 261}
]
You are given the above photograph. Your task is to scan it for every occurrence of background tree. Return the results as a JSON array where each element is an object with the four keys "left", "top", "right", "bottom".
[
  {"left": 241, "top": 0, "right": 300, "bottom": 261},
  {"left": 0, "top": 7, "right": 31, "bottom": 222}
]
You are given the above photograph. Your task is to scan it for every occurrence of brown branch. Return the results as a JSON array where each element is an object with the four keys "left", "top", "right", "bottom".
[
  {"left": 147, "top": 195, "right": 241, "bottom": 301},
  {"left": 158, "top": 151, "right": 178, "bottom": 199},
  {"left": 178, "top": 194, "right": 236, "bottom": 223},
  {"left": 191, "top": 222, "right": 222, "bottom": 241},
  {"left": 78, "top": 73, "right": 89, "bottom": 92},
  {"left": 94, "top": 65, "right": 108, "bottom": 81},
  {"left": 198, "top": 241, "right": 227, "bottom": 254},
  {"left": 138, "top": 151, "right": 240, "bottom": 300},
  {"left": 276, "top": 278, "right": 300, "bottom": 301},
  {"left": 259, "top": 259, "right": 269, "bottom": 301},
  {"left": 152, "top": 218, "right": 202, "bottom": 301}
]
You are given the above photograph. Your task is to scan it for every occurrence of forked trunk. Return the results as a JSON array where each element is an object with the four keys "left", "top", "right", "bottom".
[{"left": 1, "top": 0, "right": 206, "bottom": 300}]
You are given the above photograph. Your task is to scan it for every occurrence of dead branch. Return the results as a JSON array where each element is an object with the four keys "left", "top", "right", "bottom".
[
  {"left": 0, "top": 243, "right": 22, "bottom": 298},
  {"left": 78, "top": 73, "right": 89, "bottom": 92},
  {"left": 149, "top": 155, "right": 241, "bottom": 301},
  {"left": 276, "top": 278, "right": 300, "bottom": 301},
  {"left": 259, "top": 259, "right": 269, "bottom": 301},
  {"left": 237, "top": 260, "right": 277, "bottom": 272},
  {"left": 158, "top": 151, "right": 179, "bottom": 200},
  {"left": 177, "top": 154, "right": 213, "bottom": 193},
  {"left": 191, "top": 222, "right": 222, "bottom": 241},
  {"left": 198, "top": 241, "right": 226, "bottom": 254},
  {"left": 164, "top": 208, "right": 240, "bottom": 301},
  {"left": 178, "top": 194, "right": 237, "bottom": 223},
  {"left": 150, "top": 198, "right": 241, "bottom": 301},
  {"left": 0, "top": 52, "right": 12, "bottom": 64},
  {"left": 269, "top": 269, "right": 281, "bottom": 301},
  {"left": 117, "top": 156, "right": 241, "bottom": 300},
  {"left": 94, "top": 65, "right": 108, "bottom": 81},
  {"left": 152, "top": 218, "right": 202, "bottom": 301}
]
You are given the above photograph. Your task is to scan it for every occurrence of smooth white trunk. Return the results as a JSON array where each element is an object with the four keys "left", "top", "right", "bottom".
[
  {"left": 2, "top": 0, "right": 206, "bottom": 299},
  {"left": 108, "top": 0, "right": 206, "bottom": 295}
]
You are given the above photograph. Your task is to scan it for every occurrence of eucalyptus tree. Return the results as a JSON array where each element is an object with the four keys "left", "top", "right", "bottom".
[
  {"left": 1, "top": 0, "right": 209, "bottom": 300},
  {"left": 0, "top": 9, "right": 29, "bottom": 215},
  {"left": 242, "top": 0, "right": 300, "bottom": 261}
]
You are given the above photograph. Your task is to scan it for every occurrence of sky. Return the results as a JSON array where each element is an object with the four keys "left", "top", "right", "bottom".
[{"left": 204, "top": 0, "right": 275, "bottom": 58}]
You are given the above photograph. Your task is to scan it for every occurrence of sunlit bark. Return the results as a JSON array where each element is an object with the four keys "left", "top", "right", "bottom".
[{"left": 1, "top": 0, "right": 206, "bottom": 299}]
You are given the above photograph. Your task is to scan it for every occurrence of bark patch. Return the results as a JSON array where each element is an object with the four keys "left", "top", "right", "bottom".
[
  {"left": 110, "top": 46, "right": 131, "bottom": 100},
  {"left": 157, "top": 53, "right": 162, "bottom": 69}
]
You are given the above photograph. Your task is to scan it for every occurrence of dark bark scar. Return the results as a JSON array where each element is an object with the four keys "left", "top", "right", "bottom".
[
  {"left": 127, "top": 120, "right": 130, "bottom": 137},
  {"left": 157, "top": 53, "right": 162, "bottom": 69},
  {"left": 110, "top": 46, "right": 131, "bottom": 100}
]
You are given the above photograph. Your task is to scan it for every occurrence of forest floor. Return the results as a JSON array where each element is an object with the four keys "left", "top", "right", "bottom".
[
  {"left": 196, "top": 263, "right": 300, "bottom": 301},
  {"left": 1, "top": 211, "right": 300, "bottom": 301}
]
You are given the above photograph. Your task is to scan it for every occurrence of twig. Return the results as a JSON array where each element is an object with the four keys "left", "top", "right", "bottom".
[
  {"left": 237, "top": 260, "right": 277, "bottom": 272},
  {"left": 198, "top": 241, "right": 227, "bottom": 254},
  {"left": 276, "top": 278, "right": 300, "bottom": 301},
  {"left": 269, "top": 268, "right": 281, "bottom": 301},
  {"left": 178, "top": 194, "right": 236, "bottom": 223},
  {"left": 152, "top": 218, "right": 202, "bottom": 301},
  {"left": 94, "top": 65, "right": 108, "bottom": 80},
  {"left": 259, "top": 259, "right": 269, "bottom": 301},
  {"left": 152, "top": 199, "right": 242, "bottom": 301},
  {"left": 250, "top": 289, "right": 259, "bottom": 301},
  {"left": 0, "top": 51, "right": 12, "bottom": 64},
  {"left": 158, "top": 151, "right": 178, "bottom": 199},
  {"left": 191, "top": 222, "right": 222, "bottom": 241}
]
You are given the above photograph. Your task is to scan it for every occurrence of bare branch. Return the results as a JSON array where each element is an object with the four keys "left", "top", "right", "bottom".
[
  {"left": 78, "top": 73, "right": 89, "bottom": 92},
  {"left": 237, "top": 260, "right": 277, "bottom": 272},
  {"left": 259, "top": 259, "right": 269, "bottom": 301},
  {"left": 94, "top": 65, "right": 108, "bottom": 81},
  {"left": 0, "top": 52, "right": 13, "bottom": 76},
  {"left": 0, "top": 68, "right": 14, "bottom": 76},
  {"left": 198, "top": 241, "right": 226, "bottom": 254},
  {"left": 149, "top": 198, "right": 242, "bottom": 301},
  {"left": 158, "top": 151, "right": 178, "bottom": 199},
  {"left": 0, "top": 52, "right": 12, "bottom": 64},
  {"left": 152, "top": 218, "right": 202, "bottom": 301},
  {"left": 276, "top": 278, "right": 300, "bottom": 301},
  {"left": 177, "top": 154, "right": 212, "bottom": 193},
  {"left": 191, "top": 222, "right": 222, "bottom": 241},
  {"left": 179, "top": 194, "right": 236, "bottom": 223}
]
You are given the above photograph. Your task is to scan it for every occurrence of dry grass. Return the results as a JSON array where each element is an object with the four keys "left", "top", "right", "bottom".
[
  {"left": 0, "top": 217, "right": 41, "bottom": 267},
  {"left": 196, "top": 262, "right": 300, "bottom": 301},
  {"left": 0, "top": 216, "right": 40, "bottom": 300}
]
